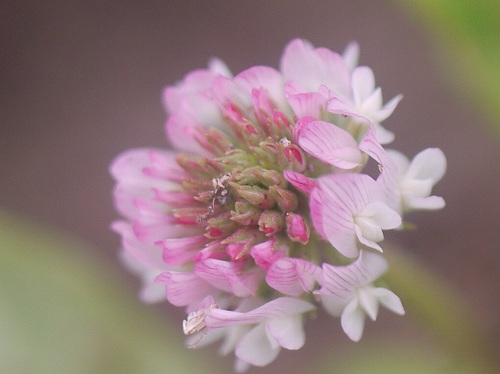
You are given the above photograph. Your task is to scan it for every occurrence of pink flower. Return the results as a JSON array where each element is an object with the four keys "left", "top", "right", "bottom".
[
  {"left": 311, "top": 173, "right": 401, "bottom": 258},
  {"left": 110, "top": 38, "right": 445, "bottom": 370}
]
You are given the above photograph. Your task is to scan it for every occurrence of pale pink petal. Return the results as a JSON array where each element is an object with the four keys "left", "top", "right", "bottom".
[
  {"left": 309, "top": 187, "right": 326, "bottom": 239},
  {"left": 341, "top": 298, "right": 365, "bottom": 342},
  {"left": 206, "top": 297, "right": 315, "bottom": 328},
  {"left": 285, "top": 81, "right": 327, "bottom": 118},
  {"left": 250, "top": 239, "right": 287, "bottom": 271},
  {"left": 234, "top": 66, "right": 288, "bottom": 112},
  {"left": 359, "top": 131, "right": 401, "bottom": 212},
  {"left": 155, "top": 271, "right": 214, "bottom": 310},
  {"left": 157, "top": 234, "right": 207, "bottom": 265},
  {"left": 295, "top": 117, "right": 363, "bottom": 170},
  {"left": 266, "top": 315, "right": 306, "bottom": 350},
  {"left": 266, "top": 258, "right": 322, "bottom": 296},
  {"left": 165, "top": 112, "right": 213, "bottom": 155},
  {"left": 195, "top": 259, "right": 262, "bottom": 297},
  {"left": 280, "top": 39, "right": 350, "bottom": 95},
  {"left": 207, "top": 57, "right": 232, "bottom": 78},
  {"left": 112, "top": 221, "right": 164, "bottom": 268}
]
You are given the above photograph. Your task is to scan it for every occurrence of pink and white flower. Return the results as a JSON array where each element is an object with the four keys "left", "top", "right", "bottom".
[
  {"left": 110, "top": 38, "right": 445, "bottom": 370},
  {"left": 315, "top": 251, "right": 405, "bottom": 341},
  {"left": 205, "top": 297, "right": 315, "bottom": 370},
  {"left": 310, "top": 174, "right": 402, "bottom": 258},
  {"left": 387, "top": 148, "right": 447, "bottom": 212}
]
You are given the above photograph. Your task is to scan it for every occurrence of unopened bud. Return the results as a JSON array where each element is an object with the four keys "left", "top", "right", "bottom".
[
  {"left": 230, "top": 183, "right": 275, "bottom": 209},
  {"left": 285, "top": 213, "right": 310, "bottom": 244},
  {"left": 231, "top": 201, "right": 261, "bottom": 226},
  {"left": 269, "top": 185, "right": 298, "bottom": 212},
  {"left": 258, "top": 210, "right": 285, "bottom": 237}
]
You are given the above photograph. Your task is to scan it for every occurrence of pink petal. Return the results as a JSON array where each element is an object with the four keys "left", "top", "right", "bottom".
[
  {"left": 285, "top": 82, "right": 327, "bottom": 119},
  {"left": 266, "top": 258, "right": 322, "bottom": 296},
  {"left": 283, "top": 170, "right": 316, "bottom": 195},
  {"left": 155, "top": 271, "right": 214, "bottom": 310},
  {"left": 308, "top": 186, "right": 326, "bottom": 239},
  {"left": 157, "top": 234, "right": 207, "bottom": 265},
  {"left": 295, "top": 117, "right": 363, "bottom": 170},
  {"left": 358, "top": 131, "right": 401, "bottom": 212},
  {"left": 112, "top": 220, "right": 164, "bottom": 268},
  {"left": 280, "top": 39, "right": 350, "bottom": 95},
  {"left": 206, "top": 297, "right": 315, "bottom": 328},
  {"left": 195, "top": 259, "right": 262, "bottom": 297},
  {"left": 234, "top": 66, "right": 288, "bottom": 112},
  {"left": 250, "top": 239, "right": 287, "bottom": 271},
  {"left": 165, "top": 112, "right": 213, "bottom": 155}
]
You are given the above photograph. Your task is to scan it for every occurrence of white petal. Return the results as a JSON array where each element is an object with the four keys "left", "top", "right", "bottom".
[
  {"left": 236, "top": 323, "right": 281, "bottom": 367},
  {"left": 404, "top": 195, "right": 446, "bottom": 211},
  {"left": 359, "top": 251, "right": 389, "bottom": 281},
  {"left": 359, "top": 202, "right": 402, "bottom": 229},
  {"left": 318, "top": 294, "right": 348, "bottom": 317},
  {"left": 342, "top": 41, "right": 360, "bottom": 71},
  {"left": 372, "top": 288, "right": 405, "bottom": 315},
  {"left": 357, "top": 287, "right": 380, "bottom": 321},
  {"left": 406, "top": 148, "right": 447, "bottom": 183},
  {"left": 352, "top": 66, "right": 375, "bottom": 105},
  {"left": 362, "top": 87, "right": 383, "bottom": 114},
  {"left": 266, "top": 315, "right": 306, "bottom": 350},
  {"left": 386, "top": 149, "right": 409, "bottom": 177},
  {"left": 341, "top": 298, "right": 366, "bottom": 342},
  {"left": 373, "top": 122, "right": 395, "bottom": 144},
  {"left": 372, "top": 94, "right": 403, "bottom": 123}
]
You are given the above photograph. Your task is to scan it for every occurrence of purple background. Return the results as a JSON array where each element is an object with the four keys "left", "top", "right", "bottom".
[{"left": 1, "top": 1, "right": 499, "bottom": 372}]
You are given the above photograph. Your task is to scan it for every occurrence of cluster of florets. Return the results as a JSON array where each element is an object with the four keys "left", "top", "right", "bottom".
[{"left": 111, "top": 39, "right": 446, "bottom": 371}]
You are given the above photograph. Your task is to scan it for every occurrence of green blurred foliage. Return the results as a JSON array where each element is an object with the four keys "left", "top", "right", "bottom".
[
  {"left": 399, "top": 0, "right": 500, "bottom": 130},
  {"left": 0, "top": 211, "right": 222, "bottom": 373}
]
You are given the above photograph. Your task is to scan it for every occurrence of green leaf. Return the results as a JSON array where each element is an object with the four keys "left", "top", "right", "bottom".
[
  {"left": 0, "top": 210, "right": 223, "bottom": 373},
  {"left": 398, "top": 0, "right": 500, "bottom": 130}
]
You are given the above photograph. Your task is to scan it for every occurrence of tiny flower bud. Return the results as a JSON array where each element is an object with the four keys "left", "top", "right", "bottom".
[
  {"left": 269, "top": 185, "right": 299, "bottom": 212},
  {"left": 230, "top": 183, "right": 275, "bottom": 209},
  {"left": 282, "top": 142, "right": 307, "bottom": 172},
  {"left": 231, "top": 201, "right": 261, "bottom": 226},
  {"left": 285, "top": 213, "right": 310, "bottom": 244},
  {"left": 205, "top": 212, "right": 237, "bottom": 239},
  {"left": 258, "top": 210, "right": 285, "bottom": 237},
  {"left": 176, "top": 153, "right": 220, "bottom": 176}
]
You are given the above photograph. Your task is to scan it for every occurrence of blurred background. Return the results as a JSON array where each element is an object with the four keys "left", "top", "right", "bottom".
[{"left": 1, "top": 1, "right": 499, "bottom": 373}]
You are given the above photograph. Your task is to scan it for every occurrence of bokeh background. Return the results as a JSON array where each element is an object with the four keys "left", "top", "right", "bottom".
[{"left": 1, "top": 1, "right": 499, "bottom": 373}]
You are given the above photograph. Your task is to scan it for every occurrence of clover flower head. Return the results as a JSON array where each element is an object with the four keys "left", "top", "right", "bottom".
[{"left": 110, "top": 39, "right": 446, "bottom": 371}]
